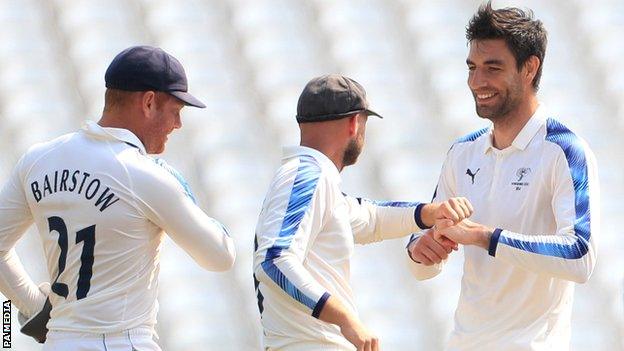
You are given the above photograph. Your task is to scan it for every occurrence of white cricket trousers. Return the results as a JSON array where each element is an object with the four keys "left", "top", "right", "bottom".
[
  {"left": 267, "top": 342, "right": 355, "bottom": 350},
  {"left": 43, "top": 327, "right": 160, "bottom": 351}
]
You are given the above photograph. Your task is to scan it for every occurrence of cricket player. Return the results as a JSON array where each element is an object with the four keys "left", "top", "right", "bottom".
[
  {"left": 254, "top": 74, "right": 473, "bottom": 351},
  {"left": 0, "top": 46, "right": 236, "bottom": 350},
  {"left": 406, "top": 3, "right": 600, "bottom": 350}
]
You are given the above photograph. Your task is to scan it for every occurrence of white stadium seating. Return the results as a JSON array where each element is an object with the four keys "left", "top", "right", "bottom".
[{"left": 0, "top": 0, "right": 621, "bottom": 349}]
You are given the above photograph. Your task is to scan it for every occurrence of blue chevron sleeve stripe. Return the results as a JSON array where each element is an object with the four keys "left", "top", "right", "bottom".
[
  {"left": 455, "top": 127, "right": 490, "bottom": 144},
  {"left": 447, "top": 126, "right": 489, "bottom": 153},
  {"left": 341, "top": 194, "right": 421, "bottom": 208},
  {"left": 261, "top": 156, "right": 322, "bottom": 311},
  {"left": 495, "top": 118, "right": 591, "bottom": 259},
  {"left": 366, "top": 200, "right": 422, "bottom": 207}
]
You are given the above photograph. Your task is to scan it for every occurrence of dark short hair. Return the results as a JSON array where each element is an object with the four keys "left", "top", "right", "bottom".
[{"left": 466, "top": 1, "right": 547, "bottom": 91}]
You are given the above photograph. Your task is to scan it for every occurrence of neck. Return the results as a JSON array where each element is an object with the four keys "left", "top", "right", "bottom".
[
  {"left": 98, "top": 112, "right": 144, "bottom": 144},
  {"left": 300, "top": 139, "right": 344, "bottom": 172},
  {"left": 491, "top": 95, "right": 538, "bottom": 149}
]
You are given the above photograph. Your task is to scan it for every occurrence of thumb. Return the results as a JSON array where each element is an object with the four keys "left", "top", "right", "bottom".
[{"left": 436, "top": 235, "right": 457, "bottom": 247}]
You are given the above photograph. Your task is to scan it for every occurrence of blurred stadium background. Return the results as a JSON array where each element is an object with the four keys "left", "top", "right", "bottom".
[{"left": 1, "top": 0, "right": 622, "bottom": 349}]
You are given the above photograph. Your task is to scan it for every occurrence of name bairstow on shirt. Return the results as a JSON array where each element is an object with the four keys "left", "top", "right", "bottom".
[{"left": 29, "top": 169, "right": 120, "bottom": 212}]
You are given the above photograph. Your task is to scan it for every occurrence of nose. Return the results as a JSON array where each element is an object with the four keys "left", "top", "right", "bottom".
[
  {"left": 174, "top": 114, "right": 182, "bottom": 129},
  {"left": 468, "top": 68, "right": 486, "bottom": 91}
]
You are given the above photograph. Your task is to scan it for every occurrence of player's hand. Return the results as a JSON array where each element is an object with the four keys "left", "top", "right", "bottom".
[
  {"left": 420, "top": 197, "right": 474, "bottom": 228},
  {"left": 19, "top": 282, "right": 52, "bottom": 344},
  {"left": 434, "top": 219, "right": 492, "bottom": 250},
  {"left": 433, "top": 197, "right": 474, "bottom": 224},
  {"left": 340, "top": 319, "right": 379, "bottom": 351},
  {"left": 408, "top": 229, "right": 458, "bottom": 265},
  {"left": 318, "top": 295, "right": 379, "bottom": 350}
]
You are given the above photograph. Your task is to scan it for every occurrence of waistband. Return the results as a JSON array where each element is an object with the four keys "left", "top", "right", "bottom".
[
  {"left": 267, "top": 343, "right": 355, "bottom": 351},
  {"left": 47, "top": 326, "right": 155, "bottom": 340}
]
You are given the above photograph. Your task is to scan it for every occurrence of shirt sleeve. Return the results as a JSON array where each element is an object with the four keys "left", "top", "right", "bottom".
[
  {"left": 253, "top": 159, "right": 331, "bottom": 318},
  {"left": 406, "top": 149, "right": 457, "bottom": 281},
  {"left": 133, "top": 158, "right": 235, "bottom": 272},
  {"left": 344, "top": 196, "right": 427, "bottom": 245},
  {"left": 488, "top": 142, "right": 599, "bottom": 283},
  {"left": 0, "top": 155, "right": 47, "bottom": 316}
]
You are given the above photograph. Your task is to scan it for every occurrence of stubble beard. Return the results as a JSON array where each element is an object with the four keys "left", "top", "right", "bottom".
[
  {"left": 342, "top": 138, "right": 362, "bottom": 167},
  {"left": 475, "top": 83, "right": 523, "bottom": 123}
]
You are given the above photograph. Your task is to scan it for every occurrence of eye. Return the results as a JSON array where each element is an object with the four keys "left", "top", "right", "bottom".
[{"left": 488, "top": 66, "right": 501, "bottom": 72}]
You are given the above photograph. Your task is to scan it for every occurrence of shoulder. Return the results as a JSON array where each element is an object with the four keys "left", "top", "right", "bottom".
[
  {"left": 24, "top": 132, "right": 75, "bottom": 157},
  {"left": 270, "top": 155, "right": 328, "bottom": 195},
  {"left": 543, "top": 118, "right": 593, "bottom": 167},
  {"left": 446, "top": 126, "right": 490, "bottom": 157},
  {"left": 278, "top": 155, "right": 324, "bottom": 180},
  {"left": 454, "top": 127, "right": 491, "bottom": 145},
  {"left": 18, "top": 132, "right": 76, "bottom": 169},
  {"left": 544, "top": 118, "right": 591, "bottom": 152},
  {"left": 261, "top": 156, "right": 327, "bottom": 215},
  {"left": 124, "top": 154, "right": 189, "bottom": 191}
]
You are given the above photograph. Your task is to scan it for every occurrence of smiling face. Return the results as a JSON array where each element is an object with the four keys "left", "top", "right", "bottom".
[
  {"left": 466, "top": 39, "right": 526, "bottom": 122},
  {"left": 143, "top": 93, "right": 184, "bottom": 154}
]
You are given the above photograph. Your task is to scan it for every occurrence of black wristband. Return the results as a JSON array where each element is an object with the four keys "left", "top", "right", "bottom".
[{"left": 414, "top": 203, "right": 432, "bottom": 229}]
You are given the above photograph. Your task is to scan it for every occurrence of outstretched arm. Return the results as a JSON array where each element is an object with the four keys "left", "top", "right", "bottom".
[{"left": 346, "top": 195, "right": 472, "bottom": 245}]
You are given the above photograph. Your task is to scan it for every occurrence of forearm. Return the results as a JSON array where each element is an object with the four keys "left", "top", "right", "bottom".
[
  {"left": 255, "top": 254, "right": 330, "bottom": 317},
  {"left": 0, "top": 249, "right": 45, "bottom": 317},
  {"left": 318, "top": 294, "right": 379, "bottom": 349},
  {"left": 318, "top": 294, "right": 357, "bottom": 328},
  {"left": 164, "top": 203, "right": 236, "bottom": 272},
  {"left": 490, "top": 229, "right": 596, "bottom": 283},
  {"left": 348, "top": 197, "right": 424, "bottom": 244},
  {"left": 371, "top": 204, "right": 425, "bottom": 241}
]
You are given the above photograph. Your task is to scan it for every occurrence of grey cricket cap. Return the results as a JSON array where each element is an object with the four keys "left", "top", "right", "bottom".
[{"left": 296, "top": 74, "right": 383, "bottom": 123}]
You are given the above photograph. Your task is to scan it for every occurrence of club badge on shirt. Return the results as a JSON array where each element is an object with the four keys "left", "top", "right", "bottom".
[{"left": 512, "top": 167, "right": 531, "bottom": 190}]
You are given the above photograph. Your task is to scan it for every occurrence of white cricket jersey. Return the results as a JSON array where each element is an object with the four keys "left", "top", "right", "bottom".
[
  {"left": 0, "top": 121, "right": 235, "bottom": 333},
  {"left": 407, "top": 106, "right": 599, "bottom": 350},
  {"left": 254, "top": 146, "right": 428, "bottom": 350}
]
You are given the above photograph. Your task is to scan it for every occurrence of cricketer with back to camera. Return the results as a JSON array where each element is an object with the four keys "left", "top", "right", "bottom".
[{"left": 0, "top": 45, "right": 236, "bottom": 351}]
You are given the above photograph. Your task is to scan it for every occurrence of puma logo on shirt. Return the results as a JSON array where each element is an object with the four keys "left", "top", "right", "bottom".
[{"left": 466, "top": 168, "right": 480, "bottom": 184}]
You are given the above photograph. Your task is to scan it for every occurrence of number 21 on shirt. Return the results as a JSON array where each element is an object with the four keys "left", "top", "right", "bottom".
[{"left": 47, "top": 216, "right": 95, "bottom": 300}]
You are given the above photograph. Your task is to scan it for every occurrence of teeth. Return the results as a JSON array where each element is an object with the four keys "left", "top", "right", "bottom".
[{"left": 477, "top": 93, "right": 495, "bottom": 99}]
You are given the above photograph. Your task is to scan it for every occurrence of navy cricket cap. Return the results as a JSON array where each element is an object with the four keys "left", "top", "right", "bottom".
[
  {"left": 105, "top": 46, "right": 206, "bottom": 108},
  {"left": 296, "top": 74, "right": 383, "bottom": 123}
]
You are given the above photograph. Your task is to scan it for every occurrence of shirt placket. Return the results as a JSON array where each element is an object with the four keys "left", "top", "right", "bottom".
[{"left": 489, "top": 151, "right": 505, "bottom": 199}]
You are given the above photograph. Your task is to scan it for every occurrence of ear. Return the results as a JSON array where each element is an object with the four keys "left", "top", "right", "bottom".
[
  {"left": 141, "top": 91, "right": 156, "bottom": 117},
  {"left": 524, "top": 56, "right": 540, "bottom": 87},
  {"left": 347, "top": 115, "right": 358, "bottom": 137}
]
